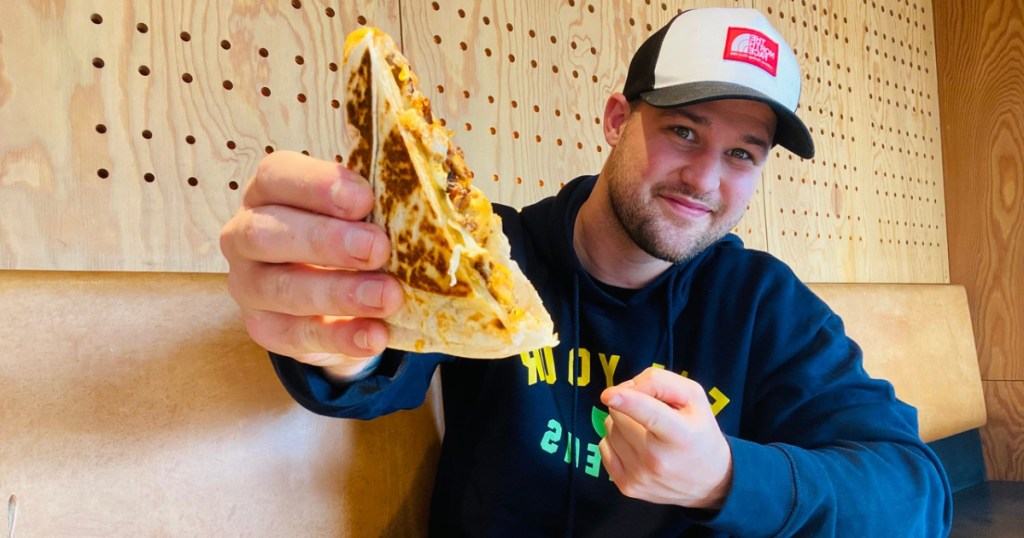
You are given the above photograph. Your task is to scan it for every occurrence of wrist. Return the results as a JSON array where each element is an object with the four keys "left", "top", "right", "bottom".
[
  {"left": 689, "top": 437, "right": 734, "bottom": 511},
  {"left": 694, "top": 464, "right": 733, "bottom": 510}
]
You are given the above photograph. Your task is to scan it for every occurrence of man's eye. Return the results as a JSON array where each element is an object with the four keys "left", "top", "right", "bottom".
[
  {"left": 728, "top": 148, "right": 752, "bottom": 160},
  {"left": 671, "top": 126, "right": 695, "bottom": 140}
]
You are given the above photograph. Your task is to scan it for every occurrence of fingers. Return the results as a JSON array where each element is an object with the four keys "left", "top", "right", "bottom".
[
  {"left": 599, "top": 369, "right": 733, "bottom": 508},
  {"left": 222, "top": 152, "right": 401, "bottom": 364},
  {"left": 243, "top": 151, "right": 374, "bottom": 221},
  {"left": 243, "top": 309, "right": 390, "bottom": 360},
  {"left": 222, "top": 205, "right": 390, "bottom": 270},
  {"left": 222, "top": 152, "right": 389, "bottom": 272},
  {"left": 609, "top": 368, "right": 703, "bottom": 408},
  {"left": 601, "top": 369, "right": 709, "bottom": 443},
  {"left": 227, "top": 263, "right": 404, "bottom": 318},
  {"left": 600, "top": 408, "right": 642, "bottom": 475},
  {"left": 599, "top": 434, "right": 624, "bottom": 485}
]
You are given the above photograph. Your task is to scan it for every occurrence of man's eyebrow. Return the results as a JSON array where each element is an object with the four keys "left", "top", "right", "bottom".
[
  {"left": 666, "top": 107, "right": 772, "bottom": 152},
  {"left": 666, "top": 108, "right": 710, "bottom": 126},
  {"left": 742, "top": 134, "right": 772, "bottom": 153}
]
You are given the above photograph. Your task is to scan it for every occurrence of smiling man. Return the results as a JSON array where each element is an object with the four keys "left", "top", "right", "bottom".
[
  {"left": 220, "top": 7, "right": 952, "bottom": 537},
  {"left": 577, "top": 98, "right": 775, "bottom": 288}
]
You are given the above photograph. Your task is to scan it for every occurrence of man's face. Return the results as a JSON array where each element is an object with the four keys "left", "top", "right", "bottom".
[{"left": 602, "top": 98, "right": 775, "bottom": 264}]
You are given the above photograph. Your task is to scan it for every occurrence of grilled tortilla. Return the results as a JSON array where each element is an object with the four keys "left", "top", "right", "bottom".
[{"left": 342, "top": 27, "right": 558, "bottom": 358}]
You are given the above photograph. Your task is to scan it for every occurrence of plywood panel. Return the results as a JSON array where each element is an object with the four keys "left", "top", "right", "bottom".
[
  {"left": 758, "top": 0, "right": 948, "bottom": 282},
  {"left": 0, "top": 0, "right": 949, "bottom": 284},
  {"left": 934, "top": 0, "right": 1024, "bottom": 484},
  {"left": 0, "top": 1, "right": 401, "bottom": 272},
  {"left": 934, "top": 0, "right": 1024, "bottom": 382},
  {"left": 0, "top": 271, "right": 441, "bottom": 536},
  {"left": 979, "top": 381, "right": 1024, "bottom": 481}
]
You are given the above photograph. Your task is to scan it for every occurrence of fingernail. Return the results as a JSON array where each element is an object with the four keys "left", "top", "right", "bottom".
[
  {"left": 330, "top": 178, "right": 349, "bottom": 207},
  {"left": 354, "top": 329, "right": 371, "bottom": 350},
  {"left": 355, "top": 280, "right": 385, "bottom": 309},
  {"left": 607, "top": 393, "right": 623, "bottom": 407},
  {"left": 332, "top": 171, "right": 370, "bottom": 208},
  {"left": 345, "top": 228, "right": 374, "bottom": 261}
]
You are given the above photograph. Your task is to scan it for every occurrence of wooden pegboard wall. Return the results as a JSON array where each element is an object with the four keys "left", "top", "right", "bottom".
[
  {"left": 0, "top": 1, "right": 402, "bottom": 272},
  {"left": 0, "top": 0, "right": 948, "bottom": 282},
  {"left": 755, "top": 0, "right": 948, "bottom": 282}
]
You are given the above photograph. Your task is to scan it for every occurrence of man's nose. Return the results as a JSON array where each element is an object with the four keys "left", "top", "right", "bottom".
[{"left": 679, "top": 150, "right": 721, "bottom": 194}]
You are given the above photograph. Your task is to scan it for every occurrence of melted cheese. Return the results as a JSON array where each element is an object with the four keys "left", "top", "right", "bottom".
[
  {"left": 447, "top": 245, "right": 464, "bottom": 287},
  {"left": 397, "top": 63, "right": 413, "bottom": 82},
  {"left": 488, "top": 263, "right": 515, "bottom": 308},
  {"left": 366, "top": 27, "right": 520, "bottom": 313},
  {"left": 343, "top": 27, "right": 374, "bottom": 60}
]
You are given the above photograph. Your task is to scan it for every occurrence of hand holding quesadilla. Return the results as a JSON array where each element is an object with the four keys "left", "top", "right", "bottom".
[
  {"left": 342, "top": 27, "right": 558, "bottom": 358},
  {"left": 219, "top": 150, "right": 404, "bottom": 376}
]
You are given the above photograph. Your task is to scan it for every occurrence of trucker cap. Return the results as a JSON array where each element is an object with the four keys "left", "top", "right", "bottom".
[{"left": 622, "top": 8, "right": 815, "bottom": 159}]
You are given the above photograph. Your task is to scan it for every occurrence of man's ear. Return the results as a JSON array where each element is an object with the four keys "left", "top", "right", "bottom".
[{"left": 603, "top": 93, "right": 632, "bottom": 146}]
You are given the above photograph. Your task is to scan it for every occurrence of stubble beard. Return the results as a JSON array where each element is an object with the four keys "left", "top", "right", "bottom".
[{"left": 605, "top": 159, "right": 739, "bottom": 265}]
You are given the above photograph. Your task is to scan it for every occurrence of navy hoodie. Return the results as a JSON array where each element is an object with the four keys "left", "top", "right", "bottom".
[{"left": 271, "top": 175, "right": 952, "bottom": 537}]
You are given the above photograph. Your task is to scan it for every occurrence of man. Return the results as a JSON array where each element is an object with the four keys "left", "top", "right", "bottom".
[{"left": 220, "top": 7, "right": 951, "bottom": 536}]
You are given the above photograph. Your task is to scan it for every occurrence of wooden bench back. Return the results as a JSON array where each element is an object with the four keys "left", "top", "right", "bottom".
[
  {"left": 0, "top": 273, "right": 984, "bottom": 535},
  {"left": 809, "top": 283, "right": 986, "bottom": 442},
  {"left": 0, "top": 271, "right": 440, "bottom": 536}
]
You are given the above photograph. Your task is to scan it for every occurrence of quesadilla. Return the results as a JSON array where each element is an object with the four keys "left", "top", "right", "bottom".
[{"left": 341, "top": 27, "right": 558, "bottom": 359}]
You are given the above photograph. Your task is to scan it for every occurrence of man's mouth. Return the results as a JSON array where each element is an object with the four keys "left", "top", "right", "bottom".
[{"left": 660, "top": 193, "right": 714, "bottom": 218}]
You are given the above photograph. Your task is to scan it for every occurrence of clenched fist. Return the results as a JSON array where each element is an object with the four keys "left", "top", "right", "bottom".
[
  {"left": 219, "top": 151, "right": 404, "bottom": 378},
  {"left": 599, "top": 367, "right": 733, "bottom": 510}
]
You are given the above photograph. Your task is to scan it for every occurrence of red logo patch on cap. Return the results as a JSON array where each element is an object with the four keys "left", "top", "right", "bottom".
[{"left": 723, "top": 27, "right": 779, "bottom": 76}]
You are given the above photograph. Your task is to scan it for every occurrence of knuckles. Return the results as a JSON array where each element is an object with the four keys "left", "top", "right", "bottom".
[
  {"left": 241, "top": 310, "right": 278, "bottom": 352},
  {"left": 613, "top": 474, "right": 648, "bottom": 500},
  {"left": 224, "top": 266, "right": 249, "bottom": 305},
  {"left": 235, "top": 209, "right": 276, "bottom": 258},
  {"left": 641, "top": 449, "right": 673, "bottom": 477},
  {"left": 306, "top": 215, "right": 346, "bottom": 262}
]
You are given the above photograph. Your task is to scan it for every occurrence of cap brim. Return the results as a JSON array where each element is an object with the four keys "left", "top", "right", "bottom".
[{"left": 640, "top": 81, "right": 815, "bottom": 159}]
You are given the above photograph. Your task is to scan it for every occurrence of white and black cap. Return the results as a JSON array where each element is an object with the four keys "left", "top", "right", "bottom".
[{"left": 623, "top": 8, "right": 815, "bottom": 159}]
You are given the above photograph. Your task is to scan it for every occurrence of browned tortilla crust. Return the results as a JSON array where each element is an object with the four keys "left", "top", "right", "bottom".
[{"left": 341, "top": 28, "right": 558, "bottom": 358}]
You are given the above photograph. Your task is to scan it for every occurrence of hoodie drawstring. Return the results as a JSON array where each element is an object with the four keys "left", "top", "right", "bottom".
[
  {"left": 565, "top": 272, "right": 581, "bottom": 538},
  {"left": 564, "top": 270, "right": 681, "bottom": 536},
  {"left": 666, "top": 272, "right": 677, "bottom": 372}
]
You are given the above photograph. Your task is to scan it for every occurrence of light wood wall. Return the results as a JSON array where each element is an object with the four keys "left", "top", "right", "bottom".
[
  {"left": 934, "top": 0, "right": 1024, "bottom": 482},
  {"left": 0, "top": 0, "right": 948, "bottom": 283}
]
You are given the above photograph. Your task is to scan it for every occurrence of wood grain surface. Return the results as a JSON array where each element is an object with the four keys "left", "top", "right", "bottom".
[
  {"left": 934, "top": 0, "right": 1024, "bottom": 381},
  {"left": 0, "top": 271, "right": 442, "bottom": 536},
  {"left": 979, "top": 381, "right": 1024, "bottom": 481},
  {"left": 934, "top": 0, "right": 1024, "bottom": 481},
  {"left": 0, "top": 1, "right": 402, "bottom": 272},
  {"left": 0, "top": 0, "right": 950, "bottom": 283}
]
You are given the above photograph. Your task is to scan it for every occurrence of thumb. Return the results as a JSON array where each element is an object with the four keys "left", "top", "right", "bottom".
[
  {"left": 601, "top": 368, "right": 711, "bottom": 444},
  {"left": 622, "top": 367, "right": 709, "bottom": 410}
]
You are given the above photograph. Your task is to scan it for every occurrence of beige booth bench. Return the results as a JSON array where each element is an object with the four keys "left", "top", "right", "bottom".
[{"left": 0, "top": 272, "right": 996, "bottom": 535}]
